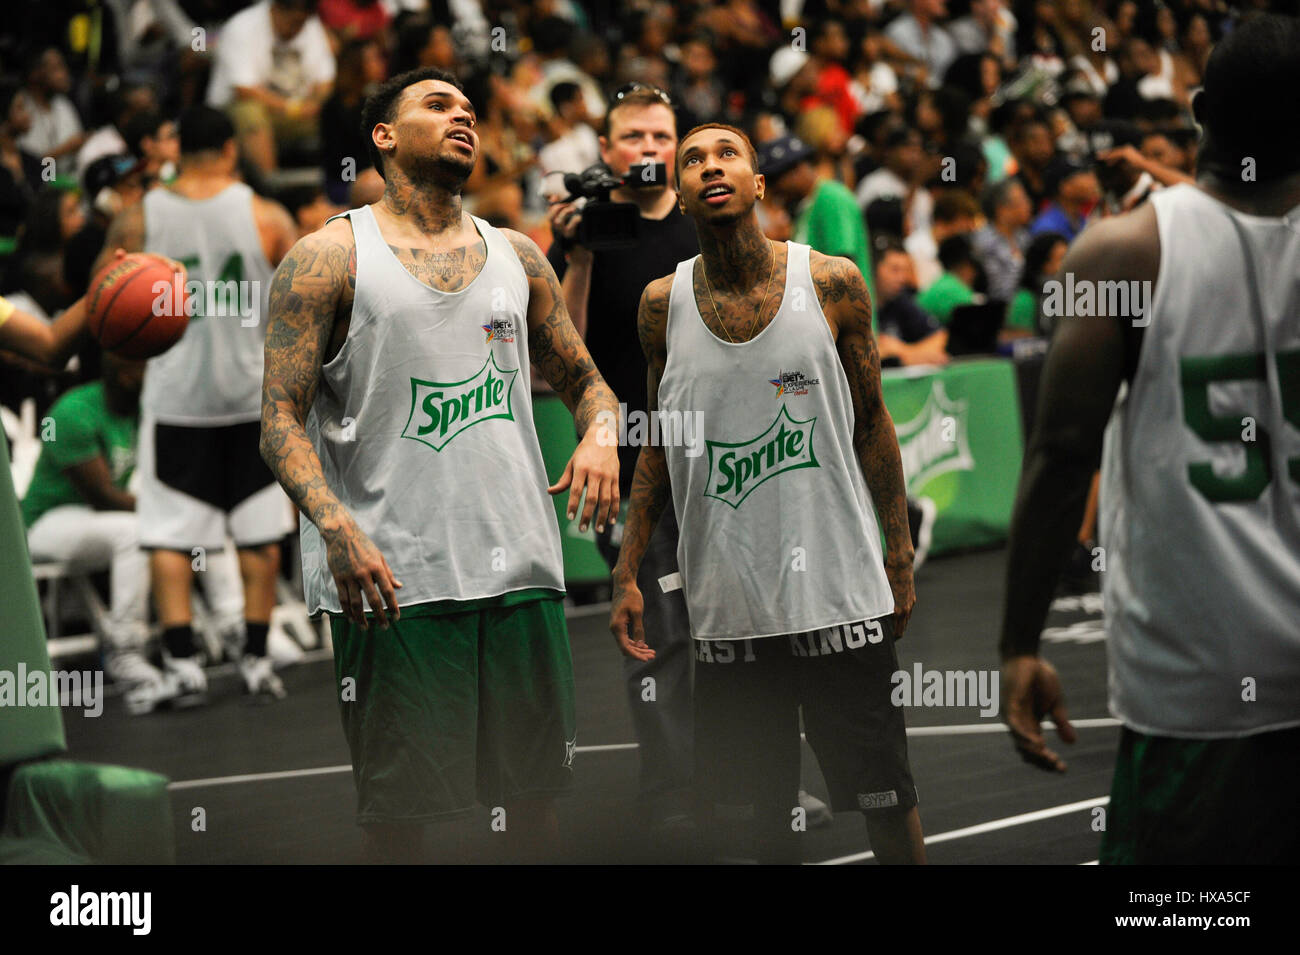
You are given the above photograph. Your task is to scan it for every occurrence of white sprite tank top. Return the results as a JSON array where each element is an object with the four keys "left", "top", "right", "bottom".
[
  {"left": 298, "top": 206, "right": 565, "bottom": 615},
  {"left": 659, "top": 241, "right": 895, "bottom": 640},
  {"left": 1100, "top": 184, "right": 1300, "bottom": 737},
  {"left": 141, "top": 182, "right": 273, "bottom": 424}
]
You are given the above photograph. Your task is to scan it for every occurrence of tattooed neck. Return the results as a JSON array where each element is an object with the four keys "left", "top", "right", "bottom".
[
  {"left": 381, "top": 168, "right": 465, "bottom": 235},
  {"left": 697, "top": 218, "right": 773, "bottom": 292}
]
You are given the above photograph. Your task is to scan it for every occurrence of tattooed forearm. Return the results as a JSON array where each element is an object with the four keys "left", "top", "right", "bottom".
[
  {"left": 614, "top": 279, "right": 674, "bottom": 583},
  {"left": 505, "top": 230, "right": 618, "bottom": 435},
  {"left": 260, "top": 229, "right": 354, "bottom": 535},
  {"left": 616, "top": 443, "right": 671, "bottom": 584},
  {"left": 817, "top": 255, "right": 913, "bottom": 567}
]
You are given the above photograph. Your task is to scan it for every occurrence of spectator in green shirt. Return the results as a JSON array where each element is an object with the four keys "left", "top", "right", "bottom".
[
  {"left": 1004, "top": 231, "right": 1068, "bottom": 338},
  {"left": 758, "top": 134, "right": 877, "bottom": 310},
  {"left": 22, "top": 352, "right": 174, "bottom": 712},
  {"left": 917, "top": 233, "right": 981, "bottom": 324}
]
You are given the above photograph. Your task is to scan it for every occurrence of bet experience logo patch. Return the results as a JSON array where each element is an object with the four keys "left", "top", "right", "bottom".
[
  {"left": 402, "top": 354, "right": 518, "bottom": 452},
  {"left": 482, "top": 316, "right": 515, "bottom": 343},
  {"left": 705, "top": 406, "right": 819, "bottom": 508},
  {"left": 769, "top": 369, "right": 820, "bottom": 398}
]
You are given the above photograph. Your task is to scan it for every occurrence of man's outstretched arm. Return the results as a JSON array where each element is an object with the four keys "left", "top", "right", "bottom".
[
  {"left": 998, "top": 204, "right": 1156, "bottom": 771},
  {"left": 260, "top": 224, "right": 400, "bottom": 628},
  {"left": 504, "top": 230, "right": 620, "bottom": 535},
  {"left": 813, "top": 252, "right": 916, "bottom": 637}
]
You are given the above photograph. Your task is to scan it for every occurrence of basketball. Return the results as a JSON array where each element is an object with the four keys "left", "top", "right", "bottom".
[{"left": 87, "top": 253, "right": 189, "bottom": 360}]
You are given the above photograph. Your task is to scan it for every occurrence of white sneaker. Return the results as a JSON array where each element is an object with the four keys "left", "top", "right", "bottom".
[
  {"left": 798, "top": 789, "right": 834, "bottom": 829},
  {"left": 162, "top": 654, "right": 209, "bottom": 707},
  {"left": 240, "top": 655, "right": 287, "bottom": 700},
  {"left": 106, "top": 650, "right": 179, "bottom": 715}
]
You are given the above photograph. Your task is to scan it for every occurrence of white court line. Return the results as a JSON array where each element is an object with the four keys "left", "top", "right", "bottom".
[
  {"left": 167, "top": 742, "right": 641, "bottom": 790},
  {"left": 814, "top": 796, "right": 1109, "bottom": 865},
  {"left": 165, "top": 720, "right": 1120, "bottom": 789},
  {"left": 164, "top": 719, "right": 1118, "bottom": 791},
  {"left": 169, "top": 764, "right": 351, "bottom": 791},
  {"left": 907, "top": 717, "right": 1120, "bottom": 736},
  {"left": 1081, "top": 860, "right": 1099, "bottom": 865}
]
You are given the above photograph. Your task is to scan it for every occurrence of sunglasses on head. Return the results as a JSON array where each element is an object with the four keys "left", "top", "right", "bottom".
[{"left": 612, "top": 82, "right": 673, "bottom": 106}]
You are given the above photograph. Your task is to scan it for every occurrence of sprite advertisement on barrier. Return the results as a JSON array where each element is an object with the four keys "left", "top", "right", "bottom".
[{"left": 882, "top": 358, "right": 1025, "bottom": 555}]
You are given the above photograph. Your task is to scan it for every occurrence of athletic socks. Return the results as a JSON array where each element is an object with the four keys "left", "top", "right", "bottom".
[
  {"left": 162, "top": 625, "right": 199, "bottom": 659},
  {"left": 245, "top": 621, "right": 269, "bottom": 659}
]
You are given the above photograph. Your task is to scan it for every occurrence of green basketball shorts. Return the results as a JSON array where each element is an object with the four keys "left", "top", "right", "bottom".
[
  {"left": 1101, "top": 724, "right": 1300, "bottom": 864},
  {"left": 330, "top": 589, "right": 576, "bottom": 825}
]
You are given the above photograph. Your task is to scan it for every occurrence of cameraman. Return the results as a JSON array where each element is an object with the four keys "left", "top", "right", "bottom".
[{"left": 545, "top": 84, "right": 698, "bottom": 831}]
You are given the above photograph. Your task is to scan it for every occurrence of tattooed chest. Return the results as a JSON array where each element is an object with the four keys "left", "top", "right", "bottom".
[
  {"left": 692, "top": 269, "right": 787, "bottom": 343},
  {"left": 387, "top": 240, "right": 488, "bottom": 292}
]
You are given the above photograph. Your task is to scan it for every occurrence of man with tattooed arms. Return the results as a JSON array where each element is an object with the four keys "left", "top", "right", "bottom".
[
  {"left": 610, "top": 123, "right": 925, "bottom": 864},
  {"left": 259, "top": 68, "right": 619, "bottom": 863}
]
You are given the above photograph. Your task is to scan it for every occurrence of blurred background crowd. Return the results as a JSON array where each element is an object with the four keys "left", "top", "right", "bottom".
[{"left": 1, "top": 0, "right": 1282, "bottom": 412}]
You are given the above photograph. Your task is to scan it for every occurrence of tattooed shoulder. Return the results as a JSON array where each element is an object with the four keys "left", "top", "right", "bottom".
[
  {"left": 810, "top": 251, "right": 872, "bottom": 337},
  {"left": 500, "top": 228, "right": 552, "bottom": 280},
  {"left": 268, "top": 219, "right": 353, "bottom": 336},
  {"left": 637, "top": 274, "right": 674, "bottom": 360}
]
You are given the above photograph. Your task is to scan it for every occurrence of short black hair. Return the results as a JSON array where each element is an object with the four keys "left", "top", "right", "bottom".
[
  {"left": 982, "top": 176, "right": 1025, "bottom": 221},
  {"left": 549, "top": 81, "right": 582, "bottom": 115},
  {"left": 532, "top": 16, "right": 573, "bottom": 57},
  {"left": 1197, "top": 13, "right": 1300, "bottom": 183},
  {"left": 121, "top": 110, "right": 167, "bottom": 157},
  {"left": 359, "top": 67, "right": 465, "bottom": 179},
  {"left": 873, "top": 234, "right": 908, "bottom": 262},
  {"left": 675, "top": 123, "right": 757, "bottom": 184},
  {"left": 178, "top": 105, "right": 234, "bottom": 155},
  {"left": 1020, "top": 232, "right": 1068, "bottom": 291},
  {"left": 938, "top": 233, "right": 975, "bottom": 272}
]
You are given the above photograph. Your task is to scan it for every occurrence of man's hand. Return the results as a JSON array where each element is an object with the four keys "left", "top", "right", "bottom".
[
  {"left": 323, "top": 517, "right": 403, "bottom": 630},
  {"left": 547, "top": 198, "right": 592, "bottom": 266},
  {"left": 548, "top": 419, "right": 619, "bottom": 533},
  {"left": 610, "top": 571, "right": 654, "bottom": 661},
  {"left": 885, "top": 558, "right": 916, "bottom": 639},
  {"left": 1001, "top": 654, "right": 1077, "bottom": 772},
  {"left": 547, "top": 197, "right": 581, "bottom": 242}
]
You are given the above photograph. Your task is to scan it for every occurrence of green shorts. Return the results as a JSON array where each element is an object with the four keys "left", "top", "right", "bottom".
[
  {"left": 330, "top": 588, "right": 576, "bottom": 825},
  {"left": 1101, "top": 725, "right": 1300, "bottom": 864}
]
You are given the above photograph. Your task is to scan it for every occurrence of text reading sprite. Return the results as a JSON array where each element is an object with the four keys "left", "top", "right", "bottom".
[
  {"left": 402, "top": 354, "right": 518, "bottom": 452},
  {"left": 705, "top": 406, "right": 819, "bottom": 508}
]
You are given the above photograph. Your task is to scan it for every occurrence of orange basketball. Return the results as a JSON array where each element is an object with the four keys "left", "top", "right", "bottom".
[{"left": 87, "top": 254, "right": 189, "bottom": 360}]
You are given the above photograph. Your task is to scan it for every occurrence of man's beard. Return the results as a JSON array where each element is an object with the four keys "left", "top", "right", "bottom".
[{"left": 409, "top": 146, "right": 475, "bottom": 190}]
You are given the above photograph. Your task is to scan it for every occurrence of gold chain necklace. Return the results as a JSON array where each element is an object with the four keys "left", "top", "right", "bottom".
[{"left": 701, "top": 240, "right": 777, "bottom": 344}]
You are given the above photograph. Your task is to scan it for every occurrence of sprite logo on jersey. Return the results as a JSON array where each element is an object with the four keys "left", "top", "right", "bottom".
[
  {"left": 401, "top": 354, "right": 518, "bottom": 452},
  {"left": 704, "top": 406, "right": 819, "bottom": 508}
]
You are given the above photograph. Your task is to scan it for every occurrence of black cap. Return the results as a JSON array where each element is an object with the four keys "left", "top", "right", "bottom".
[
  {"left": 81, "top": 153, "right": 144, "bottom": 197},
  {"left": 1086, "top": 120, "right": 1143, "bottom": 157},
  {"left": 1045, "top": 155, "right": 1094, "bottom": 195},
  {"left": 756, "top": 135, "right": 815, "bottom": 180}
]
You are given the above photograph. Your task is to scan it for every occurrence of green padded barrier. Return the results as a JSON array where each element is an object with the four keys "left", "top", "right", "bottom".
[
  {"left": 2, "top": 760, "right": 174, "bottom": 864},
  {"left": 0, "top": 437, "right": 67, "bottom": 765},
  {"left": 882, "top": 358, "right": 1026, "bottom": 555},
  {"left": 531, "top": 394, "right": 612, "bottom": 587}
]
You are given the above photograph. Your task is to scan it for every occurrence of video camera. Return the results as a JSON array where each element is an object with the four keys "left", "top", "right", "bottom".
[{"left": 560, "top": 161, "right": 668, "bottom": 250}]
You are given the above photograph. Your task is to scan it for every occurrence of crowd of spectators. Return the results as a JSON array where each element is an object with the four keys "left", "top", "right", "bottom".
[{"left": 1, "top": 0, "right": 1252, "bottom": 401}]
